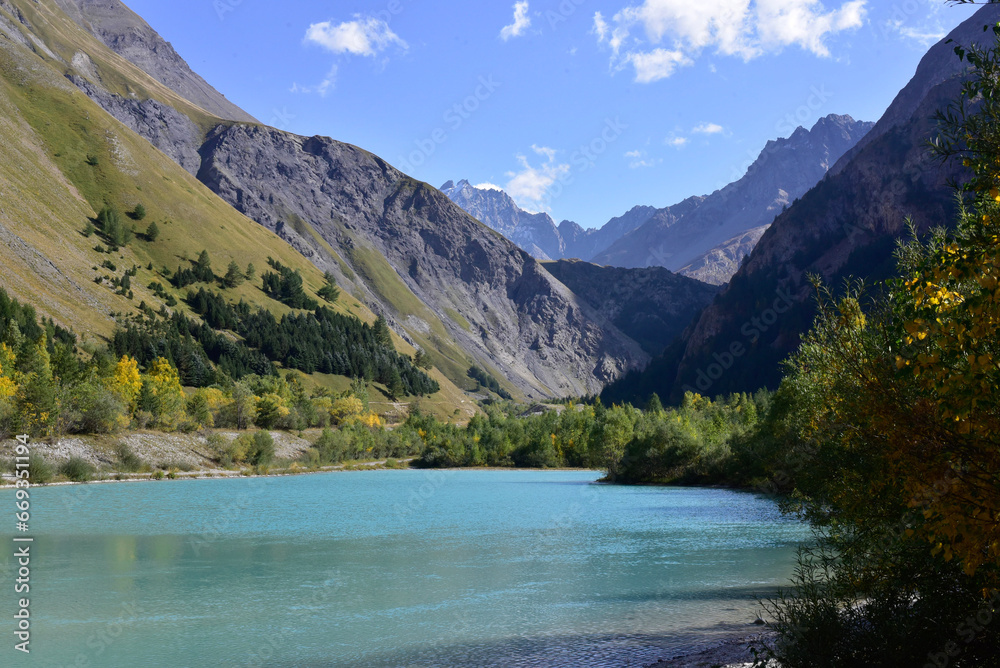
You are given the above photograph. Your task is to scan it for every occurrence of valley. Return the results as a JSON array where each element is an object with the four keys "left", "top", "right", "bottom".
[{"left": 1, "top": 0, "right": 998, "bottom": 666}]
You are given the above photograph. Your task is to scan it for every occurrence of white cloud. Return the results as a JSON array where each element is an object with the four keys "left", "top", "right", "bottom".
[
  {"left": 501, "top": 2, "right": 532, "bottom": 41},
  {"left": 305, "top": 16, "right": 407, "bottom": 57},
  {"left": 593, "top": 11, "right": 629, "bottom": 55},
  {"left": 290, "top": 64, "right": 339, "bottom": 97},
  {"left": 474, "top": 182, "right": 505, "bottom": 191},
  {"left": 693, "top": 122, "right": 725, "bottom": 135},
  {"left": 627, "top": 48, "right": 692, "bottom": 82},
  {"left": 594, "top": 0, "right": 867, "bottom": 82},
  {"left": 504, "top": 145, "right": 570, "bottom": 211},
  {"left": 593, "top": 11, "right": 609, "bottom": 41},
  {"left": 886, "top": 19, "right": 945, "bottom": 47},
  {"left": 666, "top": 136, "right": 688, "bottom": 148},
  {"left": 755, "top": 0, "right": 867, "bottom": 58},
  {"left": 625, "top": 150, "right": 660, "bottom": 168}
]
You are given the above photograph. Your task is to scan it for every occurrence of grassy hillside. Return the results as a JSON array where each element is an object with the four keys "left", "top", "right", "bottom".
[{"left": 0, "top": 13, "right": 474, "bottom": 421}]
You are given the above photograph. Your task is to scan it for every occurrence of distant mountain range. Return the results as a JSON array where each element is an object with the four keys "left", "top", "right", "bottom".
[
  {"left": 440, "top": 180, "right": 658, "bottom": 263},
  {"left": 594, "top": 114, "right": 874, "bottom": 283},
  {"left": 444, "top": 115, "right": 872, "bottom": 286}
]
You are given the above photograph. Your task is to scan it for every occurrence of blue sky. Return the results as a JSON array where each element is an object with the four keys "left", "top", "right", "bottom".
[{"left": 126, "top": 0, "right": 979, "bottom": 229}]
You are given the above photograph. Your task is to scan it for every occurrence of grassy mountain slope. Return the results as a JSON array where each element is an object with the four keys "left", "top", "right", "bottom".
[{"left": 0, "top": 10, "right": 472, "bottom": 420}]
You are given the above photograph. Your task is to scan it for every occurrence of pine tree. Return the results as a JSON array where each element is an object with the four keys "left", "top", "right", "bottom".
[
  {"left": 223, "top": 261, "right": 245, "bottom": 289},
  {"left": 372, "top": 315, "right": 393, "bottom": 350},
  {"left": 387, "top": 367, "right": 405, "bottom": 399},
  {"left": 194, "top": 250, "right": 214, "bottom": 283},
  {"left": 317, "top": 271, "right": 339, "bottom": 303},
  {"left": 145, "top": 221, "right": 159, "bottom": 242}
]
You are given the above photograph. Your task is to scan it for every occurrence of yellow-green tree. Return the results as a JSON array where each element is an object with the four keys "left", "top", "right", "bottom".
[
  {"left": 16, "top": 336, "right": 57, "bottom": 435},
  {"left": 0, "top": 342, "right": 19, "bottom": 437},
  {"left": 756, "top": 29, "right": 1000, "bottom": 667},
  {"left": 0, "top": 343, "right": 17, "bottom": 401},
  {"left": 107, "top": 355, "right": 142, "bottom": 413},
  {"left": 139, "top": 357, "right": 186, "bottom": 430}
]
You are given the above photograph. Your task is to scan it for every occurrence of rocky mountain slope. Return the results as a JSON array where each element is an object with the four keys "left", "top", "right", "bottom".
[
  {"left": 559, "top": 205, "right": 658, "bottom": 261},
  {"left": 594, "top": 115, "right": 874, "bottom": 284},
  {"left": 0, "top": 0, "right": 482, "bottom": 416},
  {"left": 51, "top": 0, "right": 257, "bottom": 123},
  {"left": 602, "top": 6, "right": 995, "bottom": 405},
  {"left": 198, "top": 127, "right": 648, "bottom": 397},
  {"left": 540, "top": 260, "right": 719, "bottom": 357},
  {"left": 1, "top": 0, "right": 650, "bottom": 400}
]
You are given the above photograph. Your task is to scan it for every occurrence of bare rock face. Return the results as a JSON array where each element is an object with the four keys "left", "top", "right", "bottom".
[
  {"left": 560, "top": 206, "right": 658, "bottom": 261},
  {"left": 51, "top": 0, "right": 257, "bottom": 123},
  {"left": 67, "top": 75, "right": 203, "bottom": 174},
  {"left": 593, "top": 115, "right": 874, "bottom": 282},
  {"left": 603, "top": 5, "right": 1000, "bottom": 405},
  {"left": 541, "top": 260, "right": 720, "bottom": 356},
  {"left": 679, "top": 225, "right": 770, "bottom": 286},
  {"left": 197, "top": 125, "right": 649, "bottom": 397}
]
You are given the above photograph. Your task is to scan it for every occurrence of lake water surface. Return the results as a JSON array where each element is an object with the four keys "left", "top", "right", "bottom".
[{"left": 4, "top": 470, "right": 808, "bottom": 667}]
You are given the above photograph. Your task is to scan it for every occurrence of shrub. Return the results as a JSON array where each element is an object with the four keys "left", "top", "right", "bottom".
[
  {"left": 60, "top": 456, "right": 94, "bottom": 482},
  {"left": 114, "top": 442, "right": 144, "bottom": 472},
  {"left": 312, "top": 428, "right": 349, "bottom": 464},
  {"left": 28, "top": 451, "right": 54, "bottom": 484},
  {"left": 248, "top": 430, "right": 274, "bottom": 467}
]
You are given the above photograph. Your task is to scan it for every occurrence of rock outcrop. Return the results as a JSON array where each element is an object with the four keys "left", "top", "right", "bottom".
[{"left": 51, "top": 0, "right": 257, "bottom": 123}]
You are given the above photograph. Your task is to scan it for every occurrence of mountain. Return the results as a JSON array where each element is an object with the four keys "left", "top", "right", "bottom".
[
  {"left": 602, "top": 5, "right": 996, "bottom": 406},
  {"left": 440, "top": 180, "right": 564, "bottom": 260},
  {"left": 0, "top": 0, "right": 477, "bottom": 416},
  {"left": 540, "top": 261, "right": 720, "bottom": 357},
  {"left": 0, "top": 0, "right": 649, "bottom": 401},
  {"left": 50, "top": 0, "right": 257, "bottom": 123},
  {"left": 593, "top": 114, "right": 875, "bottom": 284},
  {"left": 559, "top": 206, "right": 659, "bottom": 261},
  {"left": 441, "top": 180, "right": 656, "bottom": 262},
  {"left": 197, "top": 129, "right": 648, "bottom": 398}
]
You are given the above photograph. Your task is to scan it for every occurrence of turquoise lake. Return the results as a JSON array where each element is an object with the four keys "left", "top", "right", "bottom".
[{"left": 2, "top": 470, "right": 809, "bottom": 667}]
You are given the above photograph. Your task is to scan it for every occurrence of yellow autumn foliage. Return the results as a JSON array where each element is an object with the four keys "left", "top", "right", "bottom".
[
  {"left": 344, "top": 411, "right": 384, "bottom": 429},
  {"left": 329, "top": 395, "right": 364, "bottom": 425},
  {"left": 108, "top": 355, "right": 142, "bottom": 410}
]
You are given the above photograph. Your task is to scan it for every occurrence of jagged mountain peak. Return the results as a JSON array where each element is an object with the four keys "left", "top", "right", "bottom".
[{"left": 593, "top": 113, "right": 874, "bottom": 283}]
